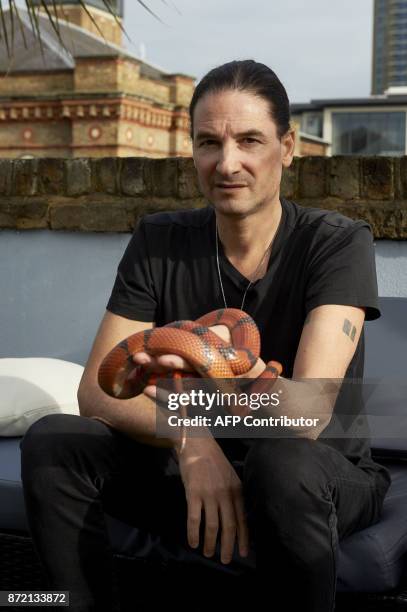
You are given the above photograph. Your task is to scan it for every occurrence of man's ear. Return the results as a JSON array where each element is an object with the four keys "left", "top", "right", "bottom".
[{"left": 282, "top": 128, "right": 296, "bottom": 168}]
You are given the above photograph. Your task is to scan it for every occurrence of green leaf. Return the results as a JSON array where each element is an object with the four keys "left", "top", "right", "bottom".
[{"left": 0, "top": 0, "right": 167, "bottom": 62}]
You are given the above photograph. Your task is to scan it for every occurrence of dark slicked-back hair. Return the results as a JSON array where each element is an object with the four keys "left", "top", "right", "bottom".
[{"left": 189, "top": 59, "right": 291, "bottom": 140}]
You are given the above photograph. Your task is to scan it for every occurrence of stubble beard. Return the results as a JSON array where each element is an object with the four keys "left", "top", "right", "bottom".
[{"left": 209, "top": 190, "right": 278, "bottom": 220}]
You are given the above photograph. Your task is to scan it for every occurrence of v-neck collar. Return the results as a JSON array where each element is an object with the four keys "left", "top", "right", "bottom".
[{"left": 214, "top": 199, "right": 289, "bottom": 288}]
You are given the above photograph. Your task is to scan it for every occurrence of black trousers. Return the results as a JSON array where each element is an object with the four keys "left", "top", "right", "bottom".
[{"left": 20, "top": 414, "right": 390, "bottom": 612}]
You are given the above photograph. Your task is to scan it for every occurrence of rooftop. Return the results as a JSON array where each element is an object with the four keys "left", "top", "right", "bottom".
[
  {"left": 292, "top": 89, "right": 407, "bottom": 113},
  {"left": 0, "top": 8, "right": 195, "bottom": 81}
]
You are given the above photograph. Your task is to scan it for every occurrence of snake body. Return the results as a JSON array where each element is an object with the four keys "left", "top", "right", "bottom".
[{"left": 98, "top": 308, "right": 282, "bottom": 402}]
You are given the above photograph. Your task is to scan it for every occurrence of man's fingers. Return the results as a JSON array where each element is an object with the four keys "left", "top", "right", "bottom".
[
  {"left": 203, "top": 501, "right": 219, "bottom": 558},
  {"left": 236, "top": 357, "right": 266, "bottom": 379},
  {"left": 218, "top": 497, "right": 237, "bottom": 564},
  {"left": 132, "top": 352, "right": 194, "bottom": 372},
  {"left": 143, "top": 379, "right": 173, "bottom": 400},
  {"left": 233, "top": 491, "right": 250, "bottom": 558},
  {"left": 132, "top": 352, "right": 152, "bottom": 366},
  {"left": 156, "top": 354, "right": 194, "bottom": 371},
  {"left": 187, "top": 497, "right": 202, "bottom": 549},
  {"left": 132, "top": 353, "right": 171, "bottom": 373}
]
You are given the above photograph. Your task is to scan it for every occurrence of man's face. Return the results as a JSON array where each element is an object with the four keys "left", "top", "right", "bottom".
[{"left": 192, "top": 89, "right": 295, "bottom": 217}]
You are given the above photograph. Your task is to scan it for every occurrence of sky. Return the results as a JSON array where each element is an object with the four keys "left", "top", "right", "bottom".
[{"left": 122, "top": 0, "right": 374, "bottom": 103}]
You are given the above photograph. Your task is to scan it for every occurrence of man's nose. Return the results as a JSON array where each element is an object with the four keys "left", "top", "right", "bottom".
[{"left": 215, "top": 144, "right": 241, "bottom": 175}]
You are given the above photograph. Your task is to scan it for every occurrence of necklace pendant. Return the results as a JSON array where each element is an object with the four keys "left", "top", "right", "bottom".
[{"left": 215, "top": 218, "right": 274, "bottom": 313}]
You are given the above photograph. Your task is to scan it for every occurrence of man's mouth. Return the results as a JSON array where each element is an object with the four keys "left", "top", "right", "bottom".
[{"left": 215, "top": 184, "right": 247, "bottom": 189}]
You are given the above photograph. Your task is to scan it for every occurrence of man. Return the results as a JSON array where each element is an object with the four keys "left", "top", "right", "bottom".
[{"left": 21, "top": 60, "right": 390, "bottom": 612}]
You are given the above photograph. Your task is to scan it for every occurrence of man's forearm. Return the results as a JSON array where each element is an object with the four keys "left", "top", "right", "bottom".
[
  {"left": 254, "top": 376, "right": 339, "bottom": 439},
  {"left": 77, "top": 382, "right": 182, "bottom": 449}
]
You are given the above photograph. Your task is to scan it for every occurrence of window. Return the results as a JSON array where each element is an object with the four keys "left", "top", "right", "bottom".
[
  {"left": 390, "top": 53, "right": 407, "bottom": 60},
  {"left": 301, "top": 112, "right": 323, "bottom": 138},
  {"left": 332, "top": 112, "right": 406, "bottom": 155},
  {"left": 389, "top": 76, "right": 407, "bottom": 83}
]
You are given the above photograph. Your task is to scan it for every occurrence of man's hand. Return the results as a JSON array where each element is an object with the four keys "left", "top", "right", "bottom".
[
  {"left": 176, "top": 435, "right": 249, "bottom": 564},
  {"left": 131, "top": 323, "right": 234, "bottom": 398},
  {"left": 132, "top": 320, "right": 266, "bottom": 399},
  {"left": 131, "top": 323, "right": 254, "bottom": 563}
]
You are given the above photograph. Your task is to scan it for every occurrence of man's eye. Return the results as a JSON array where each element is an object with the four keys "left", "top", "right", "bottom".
[
  {"left": 200, "top": 140, "right": 217, "bottom": 146},
  {"left": 242, "top": 138, "right": 259, "bottom": 144}
]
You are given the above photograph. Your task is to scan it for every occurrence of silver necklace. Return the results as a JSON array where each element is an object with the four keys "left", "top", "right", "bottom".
[{"left": 215, "top": 218, "right": 275, "bottom": 311}]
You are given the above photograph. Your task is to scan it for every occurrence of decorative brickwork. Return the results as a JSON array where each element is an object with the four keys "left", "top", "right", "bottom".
[
  {"left": 38, "top": 4, "right": 123, "bottom": 46},
  {"left": 0, "top": 156, "right": 406, "bottom": 238},
  {"left": 0, "top": 8, "right": 195, "bottom": 159}
]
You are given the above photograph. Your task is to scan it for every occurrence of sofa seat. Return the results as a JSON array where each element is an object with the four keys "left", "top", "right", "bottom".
[{"left": 1, "top": 435, "right": 405, "bottom": 594}]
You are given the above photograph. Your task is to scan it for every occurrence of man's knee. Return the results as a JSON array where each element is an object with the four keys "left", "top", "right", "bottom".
[
  {"left": 22, "top": 413, "right": 91, "bottom": 452},
  {"left": 243, "top": 438, "right": 329, "bottom": 502},
  {"left": 20, "top": 413, "right": 106, "bottom": 478}
]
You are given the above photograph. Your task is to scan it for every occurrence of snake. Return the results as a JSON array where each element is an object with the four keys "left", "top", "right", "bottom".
[{"left": 98, "top": 308, "right": 283, "bottom": 448}]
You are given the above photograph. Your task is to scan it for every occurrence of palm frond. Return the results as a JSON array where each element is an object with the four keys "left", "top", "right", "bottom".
[
  {"left": 23, "top": 0, "right": 41, "bottom": 43},
  {"left": 35, "top": 1, "right": 63, "bottom": 40},
  {"left": 0, "top": 1, "right": 11, "bottom": 56},
  {"left": 161, "top": 0, "right": 181, "bottom": 16},
  {"left": 0, "top": 0, "right": 169, "bottom": 63},
  {"left": 10, "top": 0, "right": 28, "bottom": 48},
  {"left": 135, "top": 0, "right": 164, "bottom": 23},
  {"left": 23, "top": 1, "right": 46, "bottom": 61},
  {"left": 96, "top": 0, "right": 131, "bottom": 42}
]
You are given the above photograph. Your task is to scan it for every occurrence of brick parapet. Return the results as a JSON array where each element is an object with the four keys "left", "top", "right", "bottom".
[{"left": 0, "top": 156, "right": 406, "bottom": 238}]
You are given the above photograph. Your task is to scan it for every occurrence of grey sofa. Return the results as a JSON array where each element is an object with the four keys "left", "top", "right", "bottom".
[{"left": 1, "top": 295, "right": 407, "bottom": 611}]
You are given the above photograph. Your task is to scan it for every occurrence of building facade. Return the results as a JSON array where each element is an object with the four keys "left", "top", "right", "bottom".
[
  {"left": 292, "top": 91, "right": 407, "bottom": 156},
  {"left": 31, "top": 0, "right": 125, "bottom": 46},
  {"left": 0, "top": 1, "right": 195, "bottom": 159},
  {"left": 290, "top": 0, "right": 407, "bottom": 156},
  {"left": 372, "top": 0, "right": 407, "bottom": 95}
]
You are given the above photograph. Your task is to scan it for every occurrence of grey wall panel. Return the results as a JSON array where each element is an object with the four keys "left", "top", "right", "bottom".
[
  {"left": 0, "top": 230, "right": 131, "bottom": 365},
  {"left": 375, "top": 241, "right": 407, "bottom": 297},
  {"left": 1, "top": 231, "right": 406, "bottom": 365}
]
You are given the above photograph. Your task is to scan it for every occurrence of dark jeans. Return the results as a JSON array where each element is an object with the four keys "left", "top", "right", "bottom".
[{"left": 20, "top": 414, "right": 390, "bottom": 612}]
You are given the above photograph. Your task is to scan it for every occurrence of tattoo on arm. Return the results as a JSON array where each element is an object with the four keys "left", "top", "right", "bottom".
[{"left": 343, "top": 318, "right": 357, "bottom": 342}]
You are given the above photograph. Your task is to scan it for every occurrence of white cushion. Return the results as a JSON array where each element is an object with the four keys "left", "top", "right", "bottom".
[{"left": 0, "top": 358, "right": 83, "bottom": 436}]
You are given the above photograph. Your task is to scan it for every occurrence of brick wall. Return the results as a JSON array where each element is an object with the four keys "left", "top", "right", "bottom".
[
  {"left": 40, "top": 5, "right": 123, "bottom": 46},
  {"left": 74, "top": 58, "right": 120, "bottom": 93},
  {"left": 0, "top": 72, "right": 73, "bottom": 96},
  {"left": 0, "top": 120, "right": 72, "bottom": 158},
  {"left": 299, "top": 140, "right": 328, "bottom": 157},
  {"left": 0, "top": 156, "right": 406, "bottom": 237}
]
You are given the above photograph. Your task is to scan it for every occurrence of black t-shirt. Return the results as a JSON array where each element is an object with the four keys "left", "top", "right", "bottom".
[{"left": 106, "top": 198, "right": 388, "bottom": 480}]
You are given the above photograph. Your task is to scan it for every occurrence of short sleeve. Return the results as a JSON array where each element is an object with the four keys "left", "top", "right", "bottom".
[
  {"left": 305, "top": 222, "right": 380, "bottom": 321},
  {"left": 106, "top": 219, "right": 157, "bottom": 321}
]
